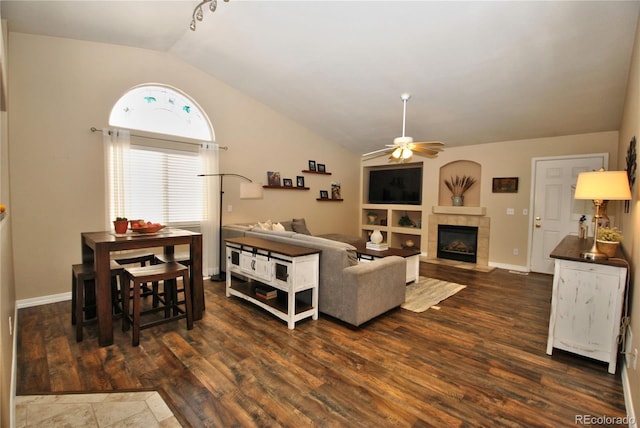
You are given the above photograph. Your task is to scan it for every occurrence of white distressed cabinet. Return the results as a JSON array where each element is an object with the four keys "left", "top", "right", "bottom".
[
  {"left": 225, "top": 236, "right": 320, "bottom": 329},
  {"left": 547, "top": 235, "right": 628, "bottom": 374}
]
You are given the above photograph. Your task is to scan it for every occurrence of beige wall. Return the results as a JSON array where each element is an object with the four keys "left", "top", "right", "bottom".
[
  {"left": 0, "top": 18, "right": 15, "bottom": 428},
  {"left": 8, "top": 32, "right": 359, "bottom": 301},
  {"left": 618, "top": 8, "right": 640, "bottom": 421},
  {"left": 364, "top": 131, "right": 618, "bottom": 269}
]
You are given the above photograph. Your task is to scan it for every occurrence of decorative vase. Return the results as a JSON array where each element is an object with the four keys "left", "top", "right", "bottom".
[
  {"left": 452, "top": 195, "right": 464, "bottom": 206},
  {"left": 113, "top": 220, "right": 128, "bottom": 234},
  {"left": 596, "top": 240, "right": 619, "bottom": 257},
  {"left": 370, "top": 229, "right": 383, "bottom": 244}
]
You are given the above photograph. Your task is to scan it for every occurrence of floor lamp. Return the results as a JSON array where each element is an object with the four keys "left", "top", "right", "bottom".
[
  {"left": 198, "top": 173, "right": 263, "bottom": 281},
  {"left": 574, "top": 168, "right": 631, "bottom": 260}
]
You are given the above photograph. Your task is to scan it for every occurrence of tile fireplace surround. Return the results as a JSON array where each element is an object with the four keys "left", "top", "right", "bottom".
[{"left": 428, "top": 207, "right": 490, "bottom": 269}]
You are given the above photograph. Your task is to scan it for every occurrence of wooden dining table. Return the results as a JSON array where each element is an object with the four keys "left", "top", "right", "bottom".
[{"left": 81, "top": 228, "right": 204, "bottom": 346}]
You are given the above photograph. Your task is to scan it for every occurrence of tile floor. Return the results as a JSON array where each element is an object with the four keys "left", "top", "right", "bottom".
[{"left": 15, "top": 391, "right": 182, "bottom": 427}]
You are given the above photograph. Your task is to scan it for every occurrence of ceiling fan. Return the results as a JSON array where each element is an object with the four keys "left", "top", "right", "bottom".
[{"left": 363, "top": 93, "right": 444, "bottom": 161}]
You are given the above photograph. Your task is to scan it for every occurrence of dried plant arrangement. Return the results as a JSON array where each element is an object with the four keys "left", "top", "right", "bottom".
[{"left": 444, "top": 175, "right": 477, "bottom": 196}]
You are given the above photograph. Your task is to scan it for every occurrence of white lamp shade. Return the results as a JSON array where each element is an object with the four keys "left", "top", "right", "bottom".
[
  {"left": 574, "top": 170, "right": 631, "bottom": 200},
  {"left": 240, "top": 182, "right": 264, "bottom": 199}
]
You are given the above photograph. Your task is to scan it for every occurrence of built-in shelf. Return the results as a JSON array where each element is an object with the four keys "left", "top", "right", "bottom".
[
  {"left": 317, "top": 198, "right": 343, "bottom": 202},
  {"left": 432, "top": 206, "right": 486, "bottom": 216},
  {"left": 263, "top": 185, "right": 309, "bottom": 190},
  {"left": 302, "top": 169, "right": 332, "bottom": 175}
]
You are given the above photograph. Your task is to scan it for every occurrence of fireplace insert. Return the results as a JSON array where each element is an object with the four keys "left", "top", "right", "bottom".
[{"left": 437, "top": 224, "right": 478, "bottom": 263}]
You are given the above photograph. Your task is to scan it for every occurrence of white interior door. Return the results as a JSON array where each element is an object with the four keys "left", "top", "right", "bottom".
[{"left": 530, "top": 154, "right": 607, "bottom": 274}]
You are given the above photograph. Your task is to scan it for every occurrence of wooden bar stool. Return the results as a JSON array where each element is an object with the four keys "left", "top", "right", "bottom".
[
  {"left": 113, "top": 250, "right": 159, "bottom": 306},
  {"left": 154, "top": 251, "right": 191, "bottom": 266},
  {"left": 112, "top": 250, "right": 156, "bottom": 266},
  {"left": 71, "top": 261, "right": 123, "bottom": 342},
  {"left": 121, "top": 262, "right": 193, "bottom": 346}
]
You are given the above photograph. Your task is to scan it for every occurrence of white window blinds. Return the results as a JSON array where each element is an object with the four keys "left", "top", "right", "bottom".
[{"left": 119, "top": 145, "right": 205, "bottom": 227}]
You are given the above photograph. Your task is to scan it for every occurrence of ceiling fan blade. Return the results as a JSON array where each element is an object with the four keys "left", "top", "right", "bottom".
[
  {"left": 412, "top": 147, "right": 442, "bottom": 156},
  {"left": 362, "top": 147, "right": 392, "bottom": 158},
  {"left": 413, "top": 141, "right": 445, "bottom": 147}
]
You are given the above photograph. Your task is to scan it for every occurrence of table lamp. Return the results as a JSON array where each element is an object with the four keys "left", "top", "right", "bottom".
[{"left": 574, "top": 168, "right": 631, "bottom": 260}]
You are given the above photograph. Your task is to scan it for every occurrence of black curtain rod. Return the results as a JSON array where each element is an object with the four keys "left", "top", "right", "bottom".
[{"left": 90, "top": 127, "right": 228, "bottom": 150}]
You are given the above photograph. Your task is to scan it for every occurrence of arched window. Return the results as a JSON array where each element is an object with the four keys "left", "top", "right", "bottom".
[{"left": 109, "top": 83, "right": 214, "bottom": 142}]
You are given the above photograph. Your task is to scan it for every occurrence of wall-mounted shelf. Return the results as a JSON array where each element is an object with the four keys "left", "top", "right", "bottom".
[
  {"left": 302, "top": 170, "right": 332, "bottom": 175},
  {"left": 317, "top": 198, "right": 343, "bottom": 202},
  {"left": 263, "top": 185, "right": 309, "bottom": 190}
]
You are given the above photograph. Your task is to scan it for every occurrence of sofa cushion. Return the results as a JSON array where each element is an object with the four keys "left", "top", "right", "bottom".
[
  {"left": 292, "top": 218, "right": 311, "bottom": 235},
  {"left": 248, "top": 227, "right": 297, "bottom": 238},
  {"left": 291, "top": 234, "right": 358, "bottom": 266}
]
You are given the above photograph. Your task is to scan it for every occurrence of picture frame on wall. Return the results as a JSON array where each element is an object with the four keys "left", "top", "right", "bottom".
[
  {"left": 308, "top": 160, "right": 316, "bottom": 171},
  {"left": 267, "top": 171, "right": 281, "bottom": 186},
  {"left": 319, "top": 190, "right": 329, "bottom": 199},
  {"left": 283, "top": 178, "right": 293, "bottom": 187},
  {"left": 492, "top": 177, "right": 518, "bottom": 193},
  {"left": 317, "top": 164, "right": 326, "bottom": 173},
  {"left": 296, "top": 176, "right": 305, "bottom": 187}
]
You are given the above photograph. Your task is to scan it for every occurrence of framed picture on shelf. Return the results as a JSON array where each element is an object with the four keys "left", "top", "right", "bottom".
[
  {"left": 283, "top": 178, "right": 293, "bottom": 187},
  {"left": 319, "top": 190, "right": 329, "bottom": 199},
  {"left": 331, "top": 182, "right": 341, "bottom": 199},
  {"left": 308, "top": 160, "right": 316, "bottom": 171},
  {"left": 267, "top": 171, "right": 281, "bottom": 186},
  {"left": 317, "top": 163, "right": 326, "bottom": 173},
  {"left": 492, "top": 177, "right": 518, "bottom": 193},
  {"left": 296, "top": 176, "right": 305, "bottom": 187}
]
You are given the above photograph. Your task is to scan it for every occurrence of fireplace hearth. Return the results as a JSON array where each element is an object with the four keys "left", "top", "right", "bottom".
[{"left": 438, "top": 225, "right": 478, "bottom": 263}]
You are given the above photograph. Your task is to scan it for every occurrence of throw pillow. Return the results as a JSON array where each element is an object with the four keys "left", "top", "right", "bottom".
[
  {"left": 258, "top": 220, "right": 273, "bottom": 230},
  {"left": 292, "top": 218, "right": 311, "bottom": 235},
  {"left": 273, "top": 222, "right": 286, "bottom": 231}
]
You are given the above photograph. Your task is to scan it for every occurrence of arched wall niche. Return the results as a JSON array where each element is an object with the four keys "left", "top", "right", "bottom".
[{"left": 438, "top": 160, "right": 482, "bottom": 206}]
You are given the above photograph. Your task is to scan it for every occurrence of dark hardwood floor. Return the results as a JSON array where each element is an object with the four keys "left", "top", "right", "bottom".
[{"left": 17, "top": 263, "right": 628, "bottom": 427}]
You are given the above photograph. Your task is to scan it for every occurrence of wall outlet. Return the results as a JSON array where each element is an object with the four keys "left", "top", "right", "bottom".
[
  {"left": 513, "top": 248, "right": 519, "bottom": 256},
  {"left": 506, "top": 208, "right": 515, "bottom": 215},
  {"left": 227, "top": 204, "right": 233, "bottom": 212}
]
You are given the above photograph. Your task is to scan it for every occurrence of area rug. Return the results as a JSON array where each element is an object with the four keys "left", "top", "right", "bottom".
[{"left": 401, "top": 277, "right": 466, "bottom": 313}]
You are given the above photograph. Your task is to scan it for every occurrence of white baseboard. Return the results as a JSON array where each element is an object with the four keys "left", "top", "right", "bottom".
[
  {"left": 16, "top": 292, "right": 71, "bottom": 309},
  {"left": 622, "top": 364, "right": 637, "bottom": 428},
  {"left": 489, "top": 262, "right": 530, "bottom": 273}
]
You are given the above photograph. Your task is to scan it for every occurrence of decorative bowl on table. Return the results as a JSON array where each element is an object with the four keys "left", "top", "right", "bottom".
[{"left": 131, "top": 223, "right": 166, "bottom": 234}]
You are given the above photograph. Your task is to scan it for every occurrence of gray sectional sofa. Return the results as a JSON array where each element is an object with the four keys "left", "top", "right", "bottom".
[{"left": 221, "top": 219, "right": 407, "bottom": 326}]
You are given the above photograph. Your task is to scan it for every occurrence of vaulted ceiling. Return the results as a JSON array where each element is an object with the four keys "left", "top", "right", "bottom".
[{"left": 3, "top": 1, "right": 639, "bottom": 155}]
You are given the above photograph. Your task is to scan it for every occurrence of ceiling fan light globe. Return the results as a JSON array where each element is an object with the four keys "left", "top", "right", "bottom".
[
  {"left": 391, "top": 147, "right": 402, "bottom": 159},
  {"left": 394, "top": 136, "right": 413, "bottom": 145},
  {"left": 401, "top": 148, "right": 413, "bottom": 159}
]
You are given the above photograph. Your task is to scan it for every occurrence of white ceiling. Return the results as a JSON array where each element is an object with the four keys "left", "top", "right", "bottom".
[{"left": 2, "top": 0, "right": 640, "bottom": 156}]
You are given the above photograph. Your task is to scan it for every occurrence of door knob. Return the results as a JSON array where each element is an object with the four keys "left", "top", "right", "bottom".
[{"left": 535, "top": 216, "right": 541, "bottom": 228}]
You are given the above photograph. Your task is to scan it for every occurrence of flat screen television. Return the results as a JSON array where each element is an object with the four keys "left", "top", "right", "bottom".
[{"left": 368, "top": 166, "right": 423, "bottom": 205}]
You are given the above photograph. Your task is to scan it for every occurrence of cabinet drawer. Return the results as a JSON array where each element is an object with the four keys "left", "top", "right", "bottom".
[{"left": 240, "top": 252, "right": 272, "bottom": 282}]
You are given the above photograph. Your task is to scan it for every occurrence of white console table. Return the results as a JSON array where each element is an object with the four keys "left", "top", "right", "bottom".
[
  {"left": 225, "top": 236, "right": 320, "bottom": 329},
  {"left": 547, "top": 235, "right": 628, "bottom": 374}
]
